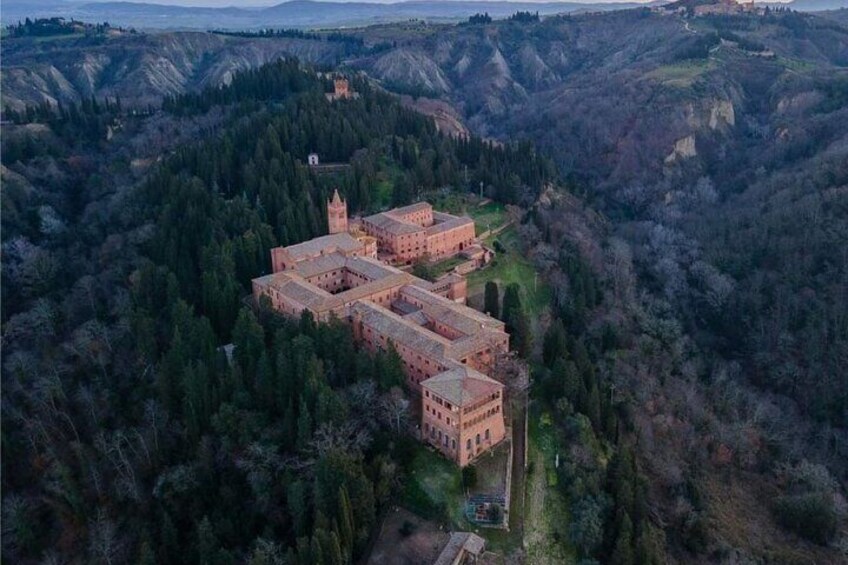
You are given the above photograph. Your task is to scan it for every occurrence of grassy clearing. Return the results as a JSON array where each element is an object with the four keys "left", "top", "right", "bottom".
[
  {"left": 424, "top": 193, "right": 508, "bottom": 232},
  {"left": 467, "top": 201, "right": 508, "bottom": 234},
  {"left": 374, "top": 173, "right": 395, "bottom": 209},
  {"left": 467, "top": 226, "right": 550, "bottom": 317},
  {"left": 401, "top": 445, "right": 465, "bottom": 525},
  {"left": 428, "top": 255, "right": 466, "bottom": 278},
  {"left": 644, "top": 60, "right": 715, "bottom": 87},
  {"left": 524, "top": 408, "right": 578, "bottom": 564},
  {"left": 779, "top": 57, "right": 817, "bottom": 73},
  {"left": 400, "top": 443, "right": 524, "bottom": 554},
  {"left": 469, "top": 441, "right": 510, "bottom": 495}
]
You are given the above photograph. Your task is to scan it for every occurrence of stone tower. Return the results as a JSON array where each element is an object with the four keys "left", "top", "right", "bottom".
[
  {"left": 334, "top": 78, "right": 349, "bottom": 99},
  {"left": 327, "top": 189, "right": 348, "bottom": 234}
]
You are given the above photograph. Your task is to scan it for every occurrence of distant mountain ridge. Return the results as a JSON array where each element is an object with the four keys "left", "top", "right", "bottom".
[{"left": 3, "top": 0, "right": 655, "bottom": 30}]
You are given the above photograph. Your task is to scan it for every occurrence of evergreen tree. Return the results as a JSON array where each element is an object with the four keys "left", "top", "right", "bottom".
[
  {"left": 543, "top": 319, "right": 569, "bottom": 366},
  {"left": 297, "top": 400, "right": 313, "bottom": 451},
  {"left": 610, "top": 513, "right": 634, "bottom": 565},
  {"left": 484, "top": 280, "right": 499, "bottom": 318},
  {"left": 233, "top": 307, "right": 265, "bottom": 380},
  {"left": 288, "top": 481, "right": 310, "bottom": 538}
]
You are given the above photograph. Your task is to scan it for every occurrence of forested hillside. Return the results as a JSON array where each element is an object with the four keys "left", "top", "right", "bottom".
[
  {"left": 349, "top": 10, "right": 848, "bottom": 433},
  {"left": 349, "top": 7, "right": 848, "bottom": 561},
  {"left": 3, "top": 6, "right": 848, "bottom": 563},
  {"left": 0, "top": 59, "right": 553, "bottom": 563}
]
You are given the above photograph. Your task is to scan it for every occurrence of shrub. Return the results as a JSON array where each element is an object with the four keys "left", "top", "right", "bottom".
[
  {"left": 487, "top": 503, "right": 503, "bottom": 523},
  {"left": 462, "top": 465, "right": 478, "bottom": 488},
  {"left": 399, "top": 520, "right": 416, "bottom": 537},
  {"left": 774, "top": 493, "right": 837, "bottom": 545}
]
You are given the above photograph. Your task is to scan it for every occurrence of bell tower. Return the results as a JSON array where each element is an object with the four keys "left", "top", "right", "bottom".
[{"left": 327, "top": 189, "right": 348, "bottom": 234}]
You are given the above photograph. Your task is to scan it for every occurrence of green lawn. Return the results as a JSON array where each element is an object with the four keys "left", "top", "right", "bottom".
[
  {"left": 400, "top": 443, "right": 524, "bottom": 554},
  {"left": 422, "top": 193, "right": 508, "bottom": 234},
  {"left": 400, "top": 445, "right": 465, "bottom": 525},
  {"left": 467, "top": 201, "right": 508, "bottom": 235},
  {"left": 467, "top": 227, "right": 550, "bottom": 317},
  {"left": 428, "top": 255, "right": 466, "bottom": 277},
  {"left": 374, "top": 174, "right": 394, "bottom": 209}
]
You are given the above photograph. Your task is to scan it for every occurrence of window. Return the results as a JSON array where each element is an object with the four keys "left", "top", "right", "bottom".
[
  {"left": 485, "top": 429, "right": 490, "bottom": 440},
  {"left": 466, "top": 439, "right": 472, "bottom": 451},
  {"left": 476, "top": 434, "right": 480, "bottom": 445}
]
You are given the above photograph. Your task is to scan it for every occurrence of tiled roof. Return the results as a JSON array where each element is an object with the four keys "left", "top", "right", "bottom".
[
  {"left": 434, "top": 532, "right": 486, "bottom": 565},
  {"left": 282, "top": 232, "right": 362, "bottom": 262},
  {"left": 402, "top": 310, "right": 430, "bottom": 327},
  {"left": 362, "top": 212, "right": 423, "bottom": 235},
  {"left": 387, "top": 201, "right": 432, "bottom": 217},
  {"left": 331, "top": 273, "right": 411, "bottom": 306},
  {"left": 422, "top": 366, "right": 502, "bottom": 408},
  {"left": 425, "top": 213, "right": 474, "bottom": 236},
  {"left": 351, "top": 301, "right": 451, "bottom": 360},
  {"left": 344, "top": 255, "right": 401, "bottom": 280},
  {"left": 400, "top": 285, "right": 505, "bottom": 336},
  {"left": 266, "top": 273, "right": 333, "bottom": 309},
  {"left": 294, "top": 253, "right": 347, "bottom": 279}
]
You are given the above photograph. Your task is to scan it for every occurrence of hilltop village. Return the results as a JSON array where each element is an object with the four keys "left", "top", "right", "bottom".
[{"left": 253, "top": 191, "right": 506, "bottom": 466}]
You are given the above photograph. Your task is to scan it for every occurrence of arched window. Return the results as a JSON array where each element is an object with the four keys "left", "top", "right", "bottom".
[
  {"left": 466, "top": 438, "right": 472, "bottom": 451},
  {"left": 485, "top": 429, "right": 490, "bottom": 440},
  {"left": 475, "top": 433, "right": 480, "bottom": 445}
]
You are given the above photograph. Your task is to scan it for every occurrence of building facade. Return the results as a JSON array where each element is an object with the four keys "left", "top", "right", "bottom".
[
  {"left": 360, "top": 202, "right": 476, "bottom": 265},
  {"left": 422, "top": 367, "right": 505, "bottom": 467}
]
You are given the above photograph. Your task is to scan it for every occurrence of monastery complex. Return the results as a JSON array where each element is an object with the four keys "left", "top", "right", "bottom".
[{"left": 252, "top": 191, "right": 506, "bottom": 466}]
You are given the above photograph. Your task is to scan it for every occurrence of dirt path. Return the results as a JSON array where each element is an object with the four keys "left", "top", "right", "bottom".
[
  {"left": 478, "top": 219, "right": 514, "bottom": 240},
  {"left": 509, "top": 397, "right": 527, "bottom": 536},
  {"left": 522, "top": 431, "right": 572, "bottom": 564}
]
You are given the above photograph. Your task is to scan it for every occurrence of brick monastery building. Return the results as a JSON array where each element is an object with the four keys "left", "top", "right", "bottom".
[
  {"left": 327, "top": 189, "right": 477, "bottom": 265},
  {"left": 252, "top": 191, "right": 507, "bottom": 466}
]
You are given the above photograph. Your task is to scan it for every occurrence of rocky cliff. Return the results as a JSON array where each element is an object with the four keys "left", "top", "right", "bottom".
[{"left": 2, "top": 32, "right": 344, "bottom": 110}]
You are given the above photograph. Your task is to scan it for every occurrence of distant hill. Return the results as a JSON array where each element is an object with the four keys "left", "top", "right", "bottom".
[
  {"left": 1, "top": 0, "right": 652, "bottom": 30},
  {"left": 0, "top": 31, "right": 346, "bottom": 110},
  {"left": 786, "top": 0, "right": 848, "bottom": 11}
]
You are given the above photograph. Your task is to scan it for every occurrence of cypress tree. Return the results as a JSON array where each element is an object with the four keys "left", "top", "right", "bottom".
[
  {"left": 297, "top": 400, "right": 313, "bottom": 451},
  {"left": 484, "top": 281, "right": 499, "bottom": 318},
  {"left": 337, "top": 486, "right": 354, "bottom": 558},
  {"left": 610, "top": 513, "right": 634, "bottom": 565},
  {"left": 543, "top": 319, "right": 569, "bottom": 366}
]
